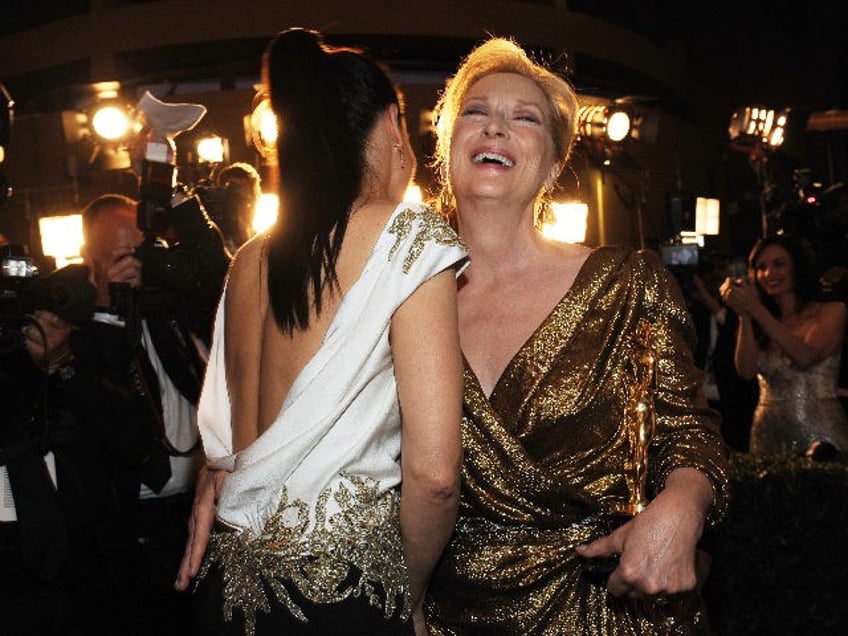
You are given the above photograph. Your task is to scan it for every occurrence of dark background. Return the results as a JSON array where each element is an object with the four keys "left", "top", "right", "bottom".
[{"left": 1, "top": 1, "right": 846, "bottom": 262}]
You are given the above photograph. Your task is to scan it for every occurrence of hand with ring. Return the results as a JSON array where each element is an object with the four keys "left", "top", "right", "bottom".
[{"left": 652, "top": 593, "right": 671, "bottom": 606}]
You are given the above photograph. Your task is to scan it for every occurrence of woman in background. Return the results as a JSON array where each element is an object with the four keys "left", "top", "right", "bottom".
[{"left": 720, "top": 233, "right": 848, "bottom": 455}]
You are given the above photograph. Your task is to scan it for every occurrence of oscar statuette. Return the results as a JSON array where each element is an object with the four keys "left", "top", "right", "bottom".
[
  {"left": 614, "top": 319, "right": 658, "bottom": 517},
  {"left": 582, "top": 319, "right": 659, "bottom": 583}
]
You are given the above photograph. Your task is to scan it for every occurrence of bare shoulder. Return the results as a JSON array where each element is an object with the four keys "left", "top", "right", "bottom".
[
  {"left": 339, "top": 201, "right": 399, "bottom": 269},
  {"left": 225, "top": 233, "right": 267, "bottom": 307},
  {"left": 346, "top": 200, "right": 399, "bottom": 239},
  {"left": 814, "top": 299, "right": 848, "bottom": 320},
  {"left": 228, "top": 233, "right": 266, "bottom": 282}
]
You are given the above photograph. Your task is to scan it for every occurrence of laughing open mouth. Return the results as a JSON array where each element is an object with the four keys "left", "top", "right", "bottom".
[{"left": 472, "top": 152, "right": 515, "bottom": 167}]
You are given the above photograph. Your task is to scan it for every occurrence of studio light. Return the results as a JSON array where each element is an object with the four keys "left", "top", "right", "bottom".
[
  {"left": 245, "top": 93, "right": 278, "bottom": 160},
  {"left": 728, "top": 105, "right": 790, "bottom": 237},
  {"left": 252, "top": 192, "right": 279, "bottom": 234},
  {"left": 89, "top": 101, "right": 133, "bottom": 143},
  {"left": 195, "top": 134, "right": 229, "bottom": 164},
  {"left": 541, "top": 201, "right": 589, "bottom": 244},
  {"left": 39, "top": 214, "right": 84, "bottom": 268},
  {"left": 577, "top": 104, "right": 633, "bottom": 145},
  {"left": 728, "top": 106, "right": 789, "bottom": 149},
  {"left": 61, "top": 82, "right": 137, "bottom": 167},
  {"left": 695, "top": 197, "right": 720, "bottom": 236},
  {"left": 679, "top": 230, "right": 703, "bottom": 247},
  {"left": 576, "top": 102, "right": 634, "bottom": 166},
  {"left": 605, "top": 108, "right": 632, "bottom": 143},
  {"left": 86, "top": 82, "right": 135, "bottom": 145}
]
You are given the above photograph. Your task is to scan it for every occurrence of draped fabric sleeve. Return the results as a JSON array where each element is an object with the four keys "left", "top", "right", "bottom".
[
  {"left": 632, "top": 248, "right": 730, "bottom": 525},
  {"left": 197, "top": 286, "right": 235, "bottom": 471}
]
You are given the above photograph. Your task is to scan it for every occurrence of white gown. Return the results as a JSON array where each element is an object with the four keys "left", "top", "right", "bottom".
[{"left": 196, "top": 202, "right": 468, "bottom": 632}]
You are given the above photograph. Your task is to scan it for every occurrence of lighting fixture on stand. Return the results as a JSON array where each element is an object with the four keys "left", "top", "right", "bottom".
[
  {"left": 194, "top": 134, "right": 228, "bottom": 165},
  {"left": 540, "top": 201, "right": 589, "bottom": 244},
  {"left": 576, "top": 103, "right": 634, "bottom": 166},
  {"left": 728, "top": 105, "right": 790, "bottom": 236},
  {"left": 695, "top": 197, "right": 720, "bottom": 236},
  {"left": 728, "top": 106, "right": 788, "bottom": 150},
  {"left": 38, "top": 214, "right": 84, "bottom": 268},
  {"left": 61, "top": 81, "right": 137, "bottom": 169},
  {"left": 245, "top": 91, "right": 278, "bottom": 162}
]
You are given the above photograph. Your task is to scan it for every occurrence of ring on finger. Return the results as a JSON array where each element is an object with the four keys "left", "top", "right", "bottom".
[{"left": 653, "top": 593, "right": 671, "bottom": 606}]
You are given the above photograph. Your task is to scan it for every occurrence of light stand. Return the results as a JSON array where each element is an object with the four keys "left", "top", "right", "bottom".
[{"left": 728, "top": 106, "right": 789, "bottom": 237}]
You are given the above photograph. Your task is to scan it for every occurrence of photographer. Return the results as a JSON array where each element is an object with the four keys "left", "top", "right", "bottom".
[
  {"left": 1, "top": 287, "right": 149, "bottom": 635},
  {"left": 204, "top": 160, "right": 262, "bottom": 253},
  {"left": 78, "top": 192, "right": 228, "bottom": 635}
]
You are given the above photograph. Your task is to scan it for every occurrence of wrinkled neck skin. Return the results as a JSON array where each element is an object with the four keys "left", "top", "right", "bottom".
[{"left": 455, "top": 196, "right": 566, "bottom": 275}]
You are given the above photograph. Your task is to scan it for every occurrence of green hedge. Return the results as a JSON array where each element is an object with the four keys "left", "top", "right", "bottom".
[{"left": 703, "top": 453, "right": 848, "bottom": 635}]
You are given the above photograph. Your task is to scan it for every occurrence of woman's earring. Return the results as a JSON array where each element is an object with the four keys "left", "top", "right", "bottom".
[{"left": 393, "top": 143, "right": 406, "bottom": 170}]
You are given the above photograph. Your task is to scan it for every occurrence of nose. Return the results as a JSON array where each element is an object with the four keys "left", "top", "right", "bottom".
[
  {"left": 760, "top": 266, "right": 778, "bottom": 282},
  {"left": 482, "top": 113, "right": 507, "bottom": 137}
]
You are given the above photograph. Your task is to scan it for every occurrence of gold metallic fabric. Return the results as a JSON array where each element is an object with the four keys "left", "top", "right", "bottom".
[{"left": 426, "top": 246, "right": 729, "bottom": 635}]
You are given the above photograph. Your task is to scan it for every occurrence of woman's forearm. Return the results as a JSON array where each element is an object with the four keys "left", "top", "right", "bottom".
[
  {"left": 399, "top": 476, "right": 459, "bottom": 611},
  {"left": 734, "top": 316, "right": 759, "bottom": 379},
  {"left": 749, "top": 305, "right": 830, "bottom": 369}
]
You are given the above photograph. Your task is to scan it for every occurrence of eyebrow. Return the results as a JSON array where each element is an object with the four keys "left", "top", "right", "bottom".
[{"left": 464, "top": 95, "right": 545, "bottom": 110}]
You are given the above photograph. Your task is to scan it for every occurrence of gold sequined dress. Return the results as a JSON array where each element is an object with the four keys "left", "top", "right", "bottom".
[
  {"left": 425, "top": 246, "right": 729, "bottom": 636},
  {"left": 196, "top": 203, "right": 468, "bottom": 634},
  {"left": 751, "top": 347, "right": 848, "bottom": 455}
]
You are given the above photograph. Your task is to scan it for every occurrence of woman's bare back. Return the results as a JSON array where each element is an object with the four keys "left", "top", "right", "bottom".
[{"left": 225, "top": 201, "right": 400, "bottom": 450}]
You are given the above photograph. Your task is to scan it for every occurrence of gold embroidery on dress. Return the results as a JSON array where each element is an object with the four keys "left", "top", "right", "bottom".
[
  {"left": 388, "top": 206, "right": 466, "bottom": 273},
  {"left": 199, "top": 473, "right": 409, "bottom": 636}
]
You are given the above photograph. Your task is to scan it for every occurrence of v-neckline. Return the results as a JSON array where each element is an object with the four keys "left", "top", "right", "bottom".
[{"left": 465, "top": 246, "right": 606, "bottom": 403}]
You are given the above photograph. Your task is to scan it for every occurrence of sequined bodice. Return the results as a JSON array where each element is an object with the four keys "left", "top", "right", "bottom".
[
  {"left": 751, "top": 348, "right": 848, "bottom": 455},
  {"left": 757, "top": 347, "right": 841, "bottom": 403}
]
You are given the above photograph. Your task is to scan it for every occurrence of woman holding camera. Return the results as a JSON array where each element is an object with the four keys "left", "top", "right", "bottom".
[{"left": 720, "top": 233, "right": 848, "bottom": 455}]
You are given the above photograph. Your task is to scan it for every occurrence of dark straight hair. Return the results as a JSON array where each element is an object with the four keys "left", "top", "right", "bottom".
[{"left": 263, "top": 27, "right": 400, "bottom": 333}]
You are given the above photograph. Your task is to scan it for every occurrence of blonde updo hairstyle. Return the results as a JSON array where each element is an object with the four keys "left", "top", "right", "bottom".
[{"left": 431, "top": 37, "right": 579, "bottom": 224}]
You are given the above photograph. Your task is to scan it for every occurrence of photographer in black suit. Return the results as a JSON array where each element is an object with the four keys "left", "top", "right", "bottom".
[
  {"left": 0, "top": 278, "right": 149, "bottom": 635},
  {"left": 78, "top": 192, "right": 228, "bottom": 635}
]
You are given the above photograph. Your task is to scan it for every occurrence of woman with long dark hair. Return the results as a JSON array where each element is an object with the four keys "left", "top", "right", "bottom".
[
  {"left": 720, "top": 233, "right": 848, "bottom": 455},
  {"left": 176, "top": 28, "right": 468, "bottom": 636}
]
